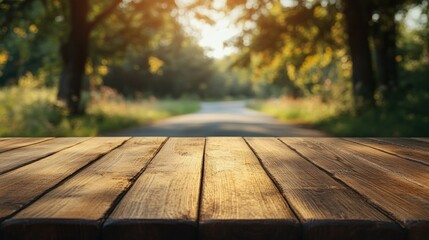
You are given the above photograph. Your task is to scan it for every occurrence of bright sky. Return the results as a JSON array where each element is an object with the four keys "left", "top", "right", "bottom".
[
  {"left": 176, "top": 0, "right": 241, "bottom": 59},
  {"left": 191, "top": 16, "right": 240, "bottom": 59},
  {"left": 176, "top": 0, "right": 427, "bottom": 59}
]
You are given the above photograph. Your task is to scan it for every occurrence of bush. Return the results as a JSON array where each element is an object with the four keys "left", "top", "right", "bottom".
[
  {"left": 0, "top": 86, "right": 200, "bottom": 136},
  {"left": 247, "top": 96, "right": 429, "bottom": 137}
]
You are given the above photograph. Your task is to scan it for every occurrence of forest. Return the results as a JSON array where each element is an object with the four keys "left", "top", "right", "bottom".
[{"left": 0, "top": 0, "right": 428, "bottom": 136}]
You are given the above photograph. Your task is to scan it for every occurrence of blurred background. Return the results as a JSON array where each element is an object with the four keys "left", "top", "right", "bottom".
[{"left": 0, "top": 0, "right": 428, "bottom": 137}]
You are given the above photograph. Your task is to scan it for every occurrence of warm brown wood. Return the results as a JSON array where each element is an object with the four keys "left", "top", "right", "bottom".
[
  {"left": 413, "top": 138, "right": 429, "bottom": 143},
  {"left": 1, "top": 137, "right": 165, "bottom": 240},
  {"left": 282, "top": 138, "right": 429, "bottom": 240},
  {"left": 346, "top": 138, "right": 429, "bottom": 166},
  {"left": 0, "top": 137, "right": 428, "bottom": 240},
  {"left": 378, "top": 138, "right": 429, "bottom": 150},
  {"left": 103, "top": 138, "right": 205, "bottom": 240},
  {"left": 319, "top": 138, "right": 429, "bottom": 190},
  {"left": 0, "top": 137, "right": 128, "bottom": 222},
  {"left": 0, "top": 137, "right": 88, "bottom": 175},
  {"left": 246, "top": 137, "right": 403, "bottom": 240},
  {"left": 0, "top": 138, "right": 53, "bottom": 153},
  {"left": 199, "top": 137, "right": 299, "bottom": 240}
]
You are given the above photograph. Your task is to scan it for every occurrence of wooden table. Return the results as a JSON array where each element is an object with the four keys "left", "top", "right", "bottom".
[{"left": 0, "top": 137, "right": 428, "bottom": 240}]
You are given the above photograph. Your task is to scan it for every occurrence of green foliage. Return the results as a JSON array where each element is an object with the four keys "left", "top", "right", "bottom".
[
  {"left": 0, "top": 0, "right": 64, "bottom": 86},
  {"left": 248, "top": 71, "right": 429, "bottom": 136},
  {"left": 0, "top": 86, "right": 200, "bottom": 137},
  {"left": 1, "top": 0, "right": 428, "bottom": 137},
  {"left": 247, "top": 97, "right": 344, "bottom": 125},
  {"left": 227, "top": 0, "right": 354, "bottom": 101}
]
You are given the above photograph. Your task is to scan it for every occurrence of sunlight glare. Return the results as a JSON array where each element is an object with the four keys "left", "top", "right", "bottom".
[
  {"left": 193, "top": 18, "right": 239, "bottom": 59},
  {"left": 177, "top": 0, "right": 240, "bottom": 59}
]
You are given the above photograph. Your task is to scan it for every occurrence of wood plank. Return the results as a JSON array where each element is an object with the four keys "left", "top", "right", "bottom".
[
  {"left": 199, "top": 137, "right": 299, "bottom": 240},
  {"left": 1, "top": 137, "right": 166, "bottom": 240},
  {"left": 413, "top": 138, "right": 429, "bottom": 143},
  {"left": 282, "top": 138, "right": 429, "bottom": 240},
  {"left": 315, "top": 138, "right": 429, "bottom": 190},
  {"left": 103, "top": 138, "right": 205, "bottom": 240},
  {"left": 0, "top": 137, "right": 89, "bottom": 175},
  {"left": 0, "top": 137, "right": 128, "bottom": 222},
  {"left": 378, "top": 138, "right": 429, "bottom": 150},
  {"left": 0, "top": 138, "right": 53, "bottom": 153},
  {"left": 345, "top": 138, "right": 429, "bottom": 166},
  {"left": 246, "top": 137, "right": 403, "bottom": 240}
]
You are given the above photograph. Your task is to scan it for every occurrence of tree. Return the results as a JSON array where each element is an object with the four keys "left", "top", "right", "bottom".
[
  {"left": 224, "top": 0, "right": 379, "bottom": 109},
  {"left": 57, "top": 0, "right": 121, "bottom": 114},
  {"left": 0, "top": 0, "right": 62, "bottom": 86},
  {"left": 342, "top": 0, "right": 376, "bottom": 108},
  {"left": 370, "top": 0, "right": 412, "bottom": 98},
  {"left": 1, "top": 0, "right": 178, "bottom": 115}
]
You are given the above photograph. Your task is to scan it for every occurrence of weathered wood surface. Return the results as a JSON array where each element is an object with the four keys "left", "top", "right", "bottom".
[
  {"left": 104, "top": 138, "right": 205, "bottom": 240},
  {"left": 347, "top": 138, "right": 429, "bottom": 166},
  {"left": 2, "top": 138, "right": 165, "bottom": 240},
  {"left": 0, "top": 137, "right": 128, "bottom": 221},
  {"left": 0, "top": 138, "right": 52, "bottom": 153},
  {"left": 282, "top": 138, "right": 429, "bottom": 240},
  {"left": 414, "top": 138, "right": 429, "bottom": 143},
  {"left": 0, "top": 138, "right": 88, "bottom": 175},
  {"left": 200, "top": 138, "right": 299, "bottom": 240},
  {"left": 246, "top": 137, "right": 402, "bottom": 240},
  {"left": 0, "top": 137, "right": 427, "bottom": 240}
]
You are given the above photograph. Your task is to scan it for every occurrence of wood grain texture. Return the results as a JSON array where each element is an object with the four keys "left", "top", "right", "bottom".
[
  {"left": 345, "top": 138, "right": 429, "bottom": 166},
  {"left": 246, "top": 137, "right": 403, "bottom": 240},
  {"left": 379, "top": 138, "right": 429, "bottom": 149},
  {"left": 0, "top": 137, "right": 88, "bottom": 175},
  {"left": 103, "top": 138, "right": 205, "bottom": 240},
  {"left": 320, "top": 138, "right": 429, "bottom": 190},
  {"left": 0, "top": 137, "right": 128, "bottom": 222},
  {"left": 413, "top": 138, "right": 429, "bottom": 143},
  {"left": 199, "top": 137, "right": 299, "bottom": 240},
  {"left": 356, "top": 138, "right": 429, "bottom": 165},
  {"left": 0, "top": 138, "right": 52, "bottom": 153},
  {"left": 282, "top": 138, "right": 429, "bottom": 240},
  {"left": 1, "top": 137, "right": 165, "bottom": 240}
]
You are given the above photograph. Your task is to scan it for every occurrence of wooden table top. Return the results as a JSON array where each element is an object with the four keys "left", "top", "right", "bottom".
[{"left": 0, "top": 137, "right": 428, "bottom": 240}]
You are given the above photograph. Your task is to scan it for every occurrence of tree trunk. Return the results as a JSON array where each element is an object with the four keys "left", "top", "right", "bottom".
[
  {"left": 343, "top": 0, "right": 376, "bottom": 110},
  {"left": 385, "top": 15, "right": 398, "bottom": 90},
  {"left": 373, "top": 22, "right": 389, "bottom": 90},
  {"left": 373, "top": 7, "right": 398, "bottom": 97},
  {"left": 57, "top": 0, "right": 90, "bottom": 115},
  {"left": 425, "top": 0, "right": 429, "bottom": 63}
]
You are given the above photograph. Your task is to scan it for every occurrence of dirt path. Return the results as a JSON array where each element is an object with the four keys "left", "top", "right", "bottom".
[{"left": 108, "top": 100, "right": 327, "bottom": 136}]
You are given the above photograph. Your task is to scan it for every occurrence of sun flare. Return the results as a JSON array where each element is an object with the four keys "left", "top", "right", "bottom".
[{"left": 177, "top": 0, "right": 240, "bottom": 59}]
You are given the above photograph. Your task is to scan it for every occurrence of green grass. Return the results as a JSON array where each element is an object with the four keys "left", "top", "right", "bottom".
[
  {"left": 0, "top": 86, "right": 200, "bottom": 137},
  {"left": 247, "top": 97, "right": 341, "bottom": 125},
  {"left": 247, "top": 96, "right": 429, "bottom": 137}
]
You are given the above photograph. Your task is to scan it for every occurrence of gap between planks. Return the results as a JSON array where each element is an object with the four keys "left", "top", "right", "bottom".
[
  {"left": 0, "top": 137, "right": 92, "bottom": 175},
  {"left": 103, "top": 138, "right": 205, "bottom": 240},
  {"left": 1, "top": 137, "right": 428, "bottom": 240},
  {"left": 1, "top": 137, "right": 167, "bottom": 240},
  {"left": 343, "top": 138, "right": 429, "bottom": 167},
  {"left": 199, "top": 137, "right": 300, "bottom": 240},
  {"left": 0, "top": 137, "right": 129, "bottom": 223},
  {"left": 0, "top": 138, "right": 54, "bottom": 154},
  {"left": 280, "top": 138, "right": 429, "bottom": 240},
  {"left": 245, "top": 137, "right": 403, "bottom": 240}
]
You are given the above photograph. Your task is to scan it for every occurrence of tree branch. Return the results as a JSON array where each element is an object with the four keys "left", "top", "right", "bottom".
[{"left": 88, "top": 0, "right": 122, "bottom": 30}]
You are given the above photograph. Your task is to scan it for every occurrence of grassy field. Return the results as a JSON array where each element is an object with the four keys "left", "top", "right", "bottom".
[
  {"left": 0, "top": 86, "right": 200, "bottom": 137},
  {"left": 247, "top": 97, "right": 429, "bottom": 137}
]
